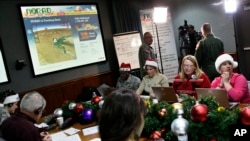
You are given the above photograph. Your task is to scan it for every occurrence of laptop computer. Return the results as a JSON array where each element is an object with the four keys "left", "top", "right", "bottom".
[
  {"left": 195, "top": 88, "right": 234, "bottom": 108},
  {"left": 152, "top": 87, "right": 179, "bottom": 103}
]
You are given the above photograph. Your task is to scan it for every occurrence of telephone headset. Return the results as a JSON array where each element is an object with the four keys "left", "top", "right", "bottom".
[
  {"left": 34, "top": 103, "right": 44, "bottom": 115},
  {"left": 6, "top": 103, "right": 13, "bottom": 108}
]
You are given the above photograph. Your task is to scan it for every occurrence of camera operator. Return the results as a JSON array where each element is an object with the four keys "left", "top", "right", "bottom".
[
  {"left": 178, "top": 20, "right": 201, "bottom": 56},
  {"left": 187, "top": 25, "right": 201, "bottom": 55}
]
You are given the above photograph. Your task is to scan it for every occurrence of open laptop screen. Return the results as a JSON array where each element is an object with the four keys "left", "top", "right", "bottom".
[
  {"left": 152, "top": 87, "right": 179, "bottom": 103},
  {"left": 195, "top": 88, "right": 230, "bottom": 108}
]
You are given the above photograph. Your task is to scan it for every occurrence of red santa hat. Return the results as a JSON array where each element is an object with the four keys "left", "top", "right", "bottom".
[
  {"left": 144, "top": 59, "right": 158, "bottom": 68},
  {"left": 120, "top": 63, "right": 131, "bottom": 71},
  {"left": 215, "top": 53, "right": 238, "bottom": 73}
]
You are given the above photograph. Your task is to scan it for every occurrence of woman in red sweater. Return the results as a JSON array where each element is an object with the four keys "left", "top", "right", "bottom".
[{"left": 173, "top": 55, "right": 211, "bottom": 99}]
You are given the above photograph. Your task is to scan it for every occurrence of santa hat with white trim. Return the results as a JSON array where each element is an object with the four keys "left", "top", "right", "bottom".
[
  {"left": 144, "top": 59, "right": 158, "bottom": 68},
  {"left": 3, "top": 94, "right": 20, "bottom": 105},
  {"left": 120, "top": 63, "right": 131, "bottom": 72},
  {"left": 215, "top": 53, "right": 238, "bottom": 73}
]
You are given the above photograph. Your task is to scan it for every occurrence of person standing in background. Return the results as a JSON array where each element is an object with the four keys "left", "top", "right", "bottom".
[
  {"left": 139, "top": 32, "right": 157, "bottom": 78},
  {"left": 188, "top": 25, "right": 200, "bottom": 55},
  {"left": 116, "top": 63, "right": 141, "bottom": 91},
  {"left": 195, "top": 23, "right": 224, "bottom": 82}
]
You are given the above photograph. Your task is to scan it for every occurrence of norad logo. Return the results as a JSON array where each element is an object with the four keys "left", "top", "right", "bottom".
[{"left": 26, "top": 8, "right": 52, "bottom": 14}]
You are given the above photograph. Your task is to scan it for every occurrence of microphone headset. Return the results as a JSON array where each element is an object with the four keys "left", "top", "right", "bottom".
[
  {"left": 6, "top": 103, "right": 13, "bottom": 108},
  {"left": 34, "top": 103, "right": 44, "bottom": 115},
  {"left": 191, "top": 74, "right": 197, "bottom": 80}
]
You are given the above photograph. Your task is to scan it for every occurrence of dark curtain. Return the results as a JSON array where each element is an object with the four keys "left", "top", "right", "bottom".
[{"left": 110, "top": 0, "right": 155, "bottom": 34}]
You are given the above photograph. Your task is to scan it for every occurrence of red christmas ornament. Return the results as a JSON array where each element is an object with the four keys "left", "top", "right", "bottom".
[
  {"left": 74, "top": 103, "right": 84, "bottom": 114},
  {"left": 150, "top": 131, "right": 162, "bottom": 140},
  {"left": 92, "top": 96, "right": 102, "bottom": 104},
  {"left": 240, "top": 106, "right": 250, "bottom": 125},
  {"left": 209, "top": 138, "right": 217, "bottom": 141},
  {"left": 190, "top": 103, "right": 209, "bottom": 122}
]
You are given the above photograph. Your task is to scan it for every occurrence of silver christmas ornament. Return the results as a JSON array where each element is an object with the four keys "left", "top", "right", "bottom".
[
  {"left": 68, "top": 102, "right": 76, "bottom": 110},
  {"left": 53, "top": 108, "right": 63, "bottom": 117},
  {"left": 171, "top": 108, "right": 189, "bottom": 141}
]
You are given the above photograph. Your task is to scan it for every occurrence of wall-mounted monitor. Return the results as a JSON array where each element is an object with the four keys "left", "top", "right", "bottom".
[
  {"left": 0, "top": 37, "right": 10, "bottom": 84},
  {"left": 19, "top": 3, "right": 106, "bottom": 76}
]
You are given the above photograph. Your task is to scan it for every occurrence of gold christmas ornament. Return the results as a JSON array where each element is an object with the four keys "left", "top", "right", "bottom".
[
  {"left": 172, "top": 102, "right": 183, "bottom": 112},
  {"left": 158, "top": 108, "right": 167, "bottom": 118}
]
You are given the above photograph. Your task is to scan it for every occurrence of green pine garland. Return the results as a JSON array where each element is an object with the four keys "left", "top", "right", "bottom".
[
  {"left": 61, "top": 101, "right": 100, "bottom": 119},
  {"left": 142, "top": 95, "right": 240, "bottom": 141},
  {"left": 59, "top": 95, "right": 241, "bottom": 141}
]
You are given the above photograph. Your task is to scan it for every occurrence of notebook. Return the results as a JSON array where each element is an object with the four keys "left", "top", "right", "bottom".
[
  {"left": 195, "top": 88, "right": 233, "bottom": 108},
  {"left": 152, "top": 87, "right": 179, "bottom": 103}
]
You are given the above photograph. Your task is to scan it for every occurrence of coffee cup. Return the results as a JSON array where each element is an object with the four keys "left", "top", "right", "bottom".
[{"left": 56, "top": 116, "right": 64, "bottom": 127}]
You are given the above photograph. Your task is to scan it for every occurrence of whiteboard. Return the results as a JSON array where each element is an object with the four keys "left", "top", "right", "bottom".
[{"left": 113, "top": 31, "right": 142, "bottom": 70}]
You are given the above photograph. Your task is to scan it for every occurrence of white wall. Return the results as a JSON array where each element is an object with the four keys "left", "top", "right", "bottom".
[{"left": 168, "top": 0, "right": 236, "bottom": 55}]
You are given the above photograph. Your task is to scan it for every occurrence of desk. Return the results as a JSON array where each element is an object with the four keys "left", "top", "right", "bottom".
[{"left": 47, "top": 122, "right": 148, "bottom": 141}]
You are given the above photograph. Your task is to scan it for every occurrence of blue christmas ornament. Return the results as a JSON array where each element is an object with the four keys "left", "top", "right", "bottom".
[{"left": 81, "top": 109, "right": 94, "bottom": 122}]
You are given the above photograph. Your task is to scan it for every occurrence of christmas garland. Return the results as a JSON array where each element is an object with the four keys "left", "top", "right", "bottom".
[
  {"left": 55, "top": 95, "right": 250, "bottom": 141},
  {"left": 143, "top": 95, "right": 241, "bottom": 141}
]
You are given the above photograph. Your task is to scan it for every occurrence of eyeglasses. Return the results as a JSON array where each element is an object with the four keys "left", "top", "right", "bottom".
[{"left": 183, "top": 64, "right": 194, "bottom": 68}]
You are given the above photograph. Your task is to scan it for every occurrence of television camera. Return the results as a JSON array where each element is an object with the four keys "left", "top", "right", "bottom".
[{"left": 178, "top": 20, "right": 202, "bottom": 57}]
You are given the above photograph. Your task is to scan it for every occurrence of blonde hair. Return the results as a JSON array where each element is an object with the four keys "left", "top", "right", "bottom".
[
  {"left": 145, "top": 65, "right": 159, "bottom": 74},
  {"left": 179, "top": 55, "right": 203, "bottom": 80}
]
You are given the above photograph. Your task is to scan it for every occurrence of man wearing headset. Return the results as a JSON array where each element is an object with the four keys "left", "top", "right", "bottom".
[
  {"left": 0, "top": 90, "right": 20, "bottom": 125},
  {"left": 1, "top": 91, "right": 52, "bottom": 141}
]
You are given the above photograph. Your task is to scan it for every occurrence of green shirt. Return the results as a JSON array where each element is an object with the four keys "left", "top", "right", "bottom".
[
  {"left": 195, "top": 34, "right": 224, "bottom": 81},
  {"left": 138, "top": 43, "right": 156, "bottom": 77}
]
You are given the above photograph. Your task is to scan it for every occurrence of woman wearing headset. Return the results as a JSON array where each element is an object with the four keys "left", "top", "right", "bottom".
[{"left": 0, "top": 89, "right": 20, "bottom": 125}]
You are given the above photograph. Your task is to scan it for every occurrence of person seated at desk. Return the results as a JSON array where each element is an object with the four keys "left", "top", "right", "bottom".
[
  {"left": 1, "top": 91, "right": 52, "bottom": 141},
  {"left": 136, "top": 59, "right": 169, "bottom": 97},
  {"left": 173, "top": 55, "right": 211, "bottom": 99},
  {"left": 99, "top": 88, "right": 146, "bottom": 141},
  {"left": 211, "top": 53, "right": 250, "bottom": 103},
  {"left": 0, "top": 90, "right": 20, "bottom": 125},
  {"left": 116, "top": 62, "right": 141, "bottom": 91}
]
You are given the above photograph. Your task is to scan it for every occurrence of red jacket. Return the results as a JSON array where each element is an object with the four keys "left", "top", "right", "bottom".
[{"left": 173, "top": 73, "right": 211, "bottom": 99}]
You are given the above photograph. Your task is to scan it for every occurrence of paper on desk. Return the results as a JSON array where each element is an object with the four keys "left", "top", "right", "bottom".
[
  {"left": 82, "top": 125, "right": 99, "bottom": 136},
  {"left": 51, "top": 131, "right": 81, "bottom": 141},
  {"left": 97, "top": 83, "right": 110, "bottom": 96},
  {"left": 64, "top": 134, "right": 81, "bottom": 141},
  {"left": 89, "top": 138, "right": 101, "bottom": 141},
  {"left": 63, "top": 127, "right": 80, "bottom": 135},
  {"left": 34, "top": 122, "right": 48, "bottom": 128},
  {"left": 51, "top": 131, "right": 67, "bottom": 141}
]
